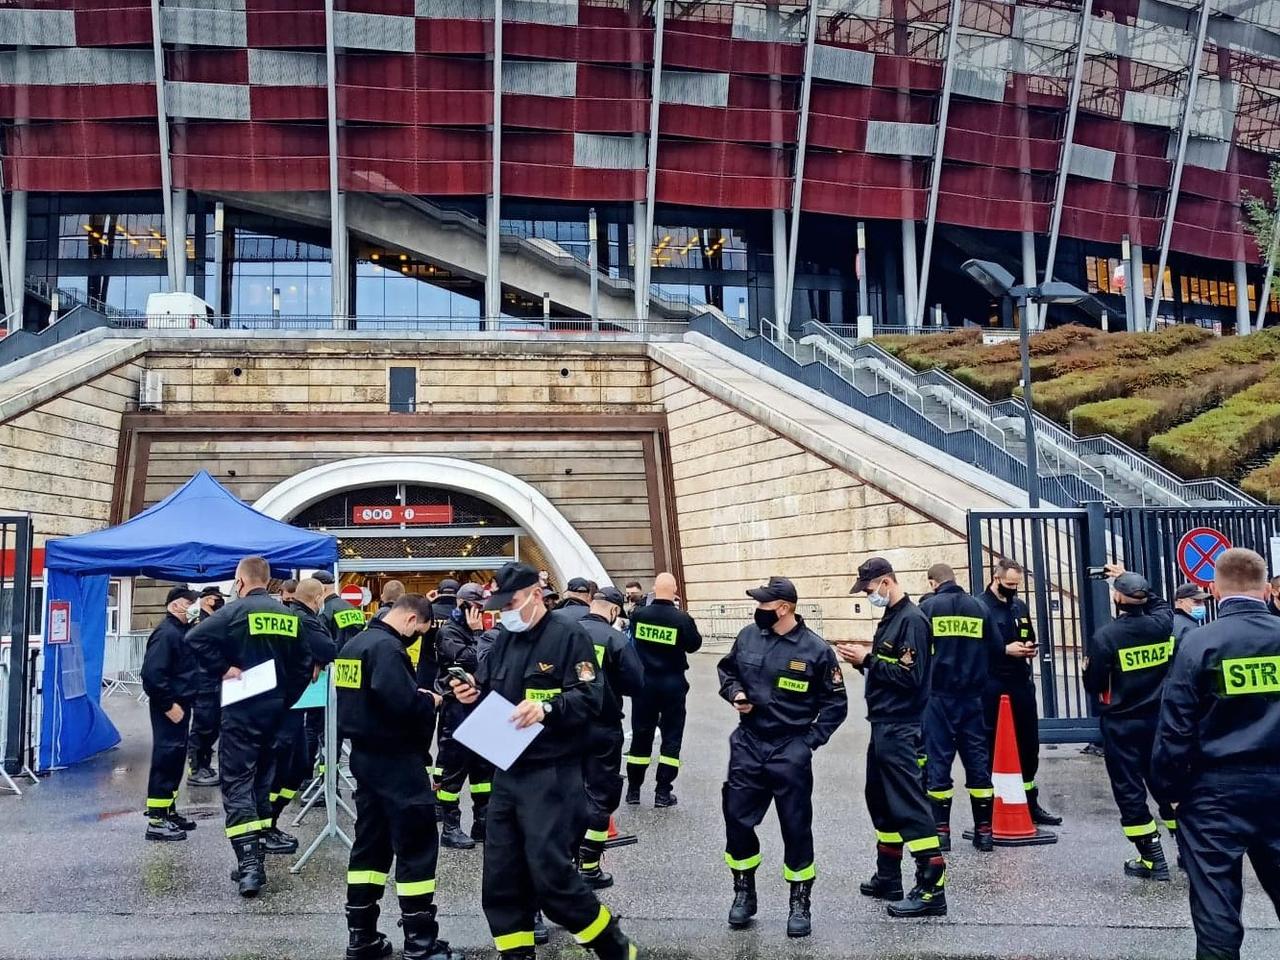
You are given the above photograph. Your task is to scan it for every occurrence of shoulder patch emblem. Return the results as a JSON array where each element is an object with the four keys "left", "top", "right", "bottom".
[
  {"left": 538, "top": 661, "right": 555, "bottom": 673},
  {"left": 788, "top": 659, "right": 808, "bottom": 673},
  {"left": 576, "top": 660, "right": 597, "bottom": 682},
  {"left": 832, "top": 664, "right": 845, "bottom": 686},
  {"left": 899, "top": 647, "right": 916, "bottom": 667}
]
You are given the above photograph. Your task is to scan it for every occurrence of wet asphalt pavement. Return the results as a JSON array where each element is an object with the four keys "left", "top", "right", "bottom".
[{"left": 1, "top": 656, "right": 1277, "bottom": 960}]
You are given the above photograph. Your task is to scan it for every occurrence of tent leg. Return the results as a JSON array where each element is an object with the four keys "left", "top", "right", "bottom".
[{"left": 0, "top": 766, "right": 23, "bottom": 796}]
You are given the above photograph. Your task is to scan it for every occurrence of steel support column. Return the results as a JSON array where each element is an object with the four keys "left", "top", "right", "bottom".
[
  {"left": 0, "top": 153, "right": 13, "bottom": 320},
  {"left": 915, "top": 0, "right": 964, "bottom": 327},
  {"left": 1021, "top": 230, "right": 1037, "bottom": 329},
  {"left": 781, "top": 0, "right": 819, "bottom": 332},
  {"left": 7, "top": 190, "right": 24, "bottom": 321},
  {"left": 1129, "top": 242, "right": 1145, "bottom": 332},
  {"left": 902, "top": 218, "right": 918, "bottom": 328},
  {"left": 639, "top": 0, "right": 665, "bottom": 320},
  {"left": 149, "top": 0, "right": 179, "bottom": 292},
  {"left": 1234, "top": 259, "right": 1251, "bottom": 335},
  {"left": 171, "top": 187, "right": 187, "bottom": 294},
  {"left": 1041, "top": 0, "right": 1093, "bottom": 331},
  {"left": 772, "top": 210, "right": 787, "bottom": 326},
  {"left": 1254, "top": 226, "right": 1278, "bottom": 331},
  {"left": 1147, "top": 0, "right": 1213, "bottom": 330},
  {"left": 486, "top": 0, "right": 504, "bottom": 321},
  {"left": 323, "top": 0, "right": 347, "bottom": 323}
]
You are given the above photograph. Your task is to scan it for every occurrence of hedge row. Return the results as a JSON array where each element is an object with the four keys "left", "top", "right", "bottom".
[
  {"left": 1241, "top": 455, "right": 1280, "bottom": 503},
  {"left": 1148, "top": 373, "right": 1280, "bottom": 478}
]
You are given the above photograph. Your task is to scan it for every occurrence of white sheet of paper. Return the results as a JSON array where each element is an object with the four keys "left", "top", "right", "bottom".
[
  {"left": 221, "top": 659, "right": 278, "bottom": 707},
  {"left": 452, "top": 691, "right": 543, "bottom": 771}
]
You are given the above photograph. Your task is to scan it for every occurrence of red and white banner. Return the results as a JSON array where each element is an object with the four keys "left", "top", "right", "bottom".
[{"left": 351, "top": 504, "right": 454, "bottom": 526}]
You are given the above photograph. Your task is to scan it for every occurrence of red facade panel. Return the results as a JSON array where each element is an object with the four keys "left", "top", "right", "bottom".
[
  {"left": 504, "top": 163, "right": 642, "bottom": 201},
  {"left": 0, "top": 84, "right": 155, "bottom": 120},
  {"left": 664, "top": 25, "right": 803, "bottom": 76},
  {"left": 505, "top": 23, "right": 652, "bottom": 64},
  {"left": 802, "top": 179, "right": 925, "bottom": 220},
  {"left": 251, "top": 86, "right": 327, "bottom": 121},
  {"left": 341, "top": 159, "right": 488, "bottom": 194},
  {"left": 415, "top": 18, "right": 491, "bottom": 55},
  {"left": 338, "top": 87, "right": 492, "bottom": 125},
  {"left": 74, "top": 5, "right": 152, "bottom": 45},
  {"left": 247, "top": 9, "right": 325, "bottom": 47},
  {"left": 659, "top": 104, "right": 796, "bottom": 144},
  {"left": 172, "top": 121, "right": 328, "bottom": 190},
  {"left": 169, "top": 50, "right": 249, "bottom": 84},
  {"left": 503, "top": 94, "right": 646, "bottom": 134},
  {"left": 6, "top": 120, "right": 160, "bottom": 191}
]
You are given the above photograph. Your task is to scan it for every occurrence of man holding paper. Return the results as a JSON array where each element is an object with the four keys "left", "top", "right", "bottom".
[
  {"left": 186, "top": 556, "right": 314, "bottom": 898},
  {"left": 451, "top": 561, "right": 636, "bottom": 960}
]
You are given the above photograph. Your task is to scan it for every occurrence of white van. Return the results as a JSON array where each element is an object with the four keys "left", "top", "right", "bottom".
[{"left": 145, "top": 292, "right": 214, "bottom": 328}]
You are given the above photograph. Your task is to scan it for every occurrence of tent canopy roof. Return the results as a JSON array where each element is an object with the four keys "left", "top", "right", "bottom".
[{"left": 44, "top": 470, "right": 336, "bottom": 579}]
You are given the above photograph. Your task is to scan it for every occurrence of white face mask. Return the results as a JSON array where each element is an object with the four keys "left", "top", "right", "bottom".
[
  {"left": 868, "top": 581, "right": 890, "bottom": 608},
  {"left": 500, "top": 592, "right": 537, "bottom": 633}
]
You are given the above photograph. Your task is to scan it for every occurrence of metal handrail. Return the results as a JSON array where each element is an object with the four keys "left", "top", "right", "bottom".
[
  {"left": 106, "top": 314, "right": 693, "bottom": 336},
  {"left": 24, "top": 276, "right": 138, "bottom": 319}
]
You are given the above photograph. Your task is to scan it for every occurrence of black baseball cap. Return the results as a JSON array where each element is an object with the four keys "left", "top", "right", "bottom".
[
  {"left": 437, "top": 578, "right": 460, "bottom": 597},
  {"left": 1175, "top": 582, "right": 1209, "bottom": 601},
  {"left": 312, "top": 570, "right": 335, "bottom": 585},
  {"left": 199, "top": 585, "right": 227, "bottom": 598},
  {"left": 484, "top": 562, "right": 541, "bottom": 611},
  {"left": 1114, "top": 572, "right": 1151, "bottom": 600},
  {"left": 851, "top": 557, "right": 895, "bottom": 594},
  {"left": 566, "top": 577, "right": 592, "bottom": 594},
  {"left": 457, "top": 583, "right": 485, "bottom": 604},
  {"left": 166, "top": 586, "right": 198, "bottom": 604},
  {"left": 595, "top": 586, "right": 627, "bottom": 608},
  {"left": 747, "top": 576, "right": 799, "bottom": 604}
]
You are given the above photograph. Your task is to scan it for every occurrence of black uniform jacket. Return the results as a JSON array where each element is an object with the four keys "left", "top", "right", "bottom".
[
  {"left": 978, "top": 588, "right": 1035, "bottom": 686},
  {"left": 919, "top": 582, "right": 1003, "bottom": 697},
  {"left": 578, "top": 612, "right": 645, "bottom": 725},
  {"left": 856, "top": 596, "right": 931, "bottom": 723},
  {"left": 187, "top": 588, "right": 313, "bottom": 709},
  {"left": 436, "top": 614, "right": 482, "bottom": 675},
  {"left": 717, "top": 615, "right": 848, "bottom": 749},
  {"left": 1082, "top": 597, "right": 1175, "bottom": 718},
  {"left": 285, "top": 599, "right": 339, "bottom": 669},
  {"left": 629, "top": 599, "right": 703, "bottom": 677},
  {"left": 1172, "top": 610, "right": 1201, "bottom": 644},
  {"left": 141, "top": 612, "right": 200, "bottom": 712},
  {"left": 323, "top": 593, "right": 367, "bottom": 650},
  {"left": 1152, "top": 597, "right": 1280, "bottom": 801},
  {"left": 475, "top": 609, "right": 604, "bottom": 768},
  {"left": 335, "top": 618, "right": 437, "bottom": 754},
  {"left": 554, "top": 597, "right": 591, "bottom": 622}
]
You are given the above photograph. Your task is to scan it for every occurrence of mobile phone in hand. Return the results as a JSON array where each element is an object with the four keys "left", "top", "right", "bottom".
[{"left": 446, "top": 666, "right": 474, "bottom": 687}]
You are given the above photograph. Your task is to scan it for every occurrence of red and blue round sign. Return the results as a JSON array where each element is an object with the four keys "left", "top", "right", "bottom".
[{"left": 1177, "top": 527, "right": 1232, "bottom": 587}]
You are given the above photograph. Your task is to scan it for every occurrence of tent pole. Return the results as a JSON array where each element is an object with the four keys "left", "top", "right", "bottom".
[{"left": 290, "top": 671, "right": 352, "bottom": 872}]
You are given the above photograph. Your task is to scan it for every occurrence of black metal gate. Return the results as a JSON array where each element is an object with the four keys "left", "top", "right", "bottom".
[
  {"left": 967, "top": 502, "right": 1280, "bottom": 743},
  {"left": 1, "top": 514, "right": 34, "bottom": 777}
]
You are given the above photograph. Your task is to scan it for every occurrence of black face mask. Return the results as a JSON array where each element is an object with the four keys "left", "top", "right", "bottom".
[
  {"left": 997, "top": 584, "right": 1018, "bottom": 600},
  {"left": 754, "top": 608, "right": 780, "bottom": 631}
]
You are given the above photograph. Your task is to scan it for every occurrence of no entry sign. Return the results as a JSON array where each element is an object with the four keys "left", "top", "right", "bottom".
[
  {"left": 340, "top": 584, "right": 367, "bottom": 606},
  {"left": 1177, "top": 527, "right": 1232, "bottom": 587}
]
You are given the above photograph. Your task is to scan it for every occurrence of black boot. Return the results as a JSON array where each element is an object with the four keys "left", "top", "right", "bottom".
[
  {"left": 624, "top": 781, "right": 641, "bottom": 805},
  {"left": 344, "top": 903, "right": 392, "bottom": 960},
  {"left": 402, "top": 907, "right": 463, "bottom": 960},
  {"left": 786, "top": 879, "right": 813, "bottom": 938},
  {"left": 440, "top": 805, "right": 476, "bottom": 850},
  {"left": 532, "top": 912, "right": 549, "bottom": 945},
  {"left": 168, "top": 806, "right": 198, "bottom": 832},
  {"left": 654, "top": 786, "right": 677, "bottom": 808},
  {"left": 1026, "top": 786, "right": 1062, "bottom": 826},
  {"left": 587, "top": 918, "right": 634, "bottom": 960},
  {"left": 578, "top": 842, "right": 614, "bottom": 889},
  {"left": 929, "top": 796, "right": 952, "bottom": 852},
  {"left": 471, "top": 802, "right": 488, "bottom": 843},
  {"left": 188, "top": 765, "right": 219, "bottom": 787},
  {"left": 970, "top": 795, "right": 994, "bottom": 853},
  {"left": 727, "top": 869, "right": 758, "bottom": 929},
  {"left": 230, "top": 835, "right": 267, "bottom": 898},
  {"left": 145, "top": 816, "right": 187, "bottom": 842},
  {"left": 262, "top": 826, "right": 299, "bottom": 855},
  {"left": 1124, "top": 834, "right": 1171, "bottom": 881},
  {"left": 498, "top": 951, "right": 536, "bottom": 960},
  {"left": 858, "top": 844, "right": 904, "bottom": 902},
  {"left": 887, "top": 855, "right": 947, "bottom": 918}
]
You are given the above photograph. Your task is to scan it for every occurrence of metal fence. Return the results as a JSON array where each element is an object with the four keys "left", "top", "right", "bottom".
[
  {"left": 1, "top": 515, "right": 34, "bottom": 787},
  {"left": 685, "top": 602, "right": 824, "bottom": 653},
  {"left": 107, "top": 315, "right": 692, "bottom": 337},
  {"left": 102, "top": 632, "right": 148, "bottom": 699}
]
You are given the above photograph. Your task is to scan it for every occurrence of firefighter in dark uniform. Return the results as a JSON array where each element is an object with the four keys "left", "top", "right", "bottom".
[
  {"left": 575, "top": 586, "right": 645, "bottom": 889},
  {"left": 977, "top": 557, "right": 1061, "bottom": 825},
  {"left": 434, "top": 583, "right": 492, "bottom": 850},
  {"left": 266, "top": 577, "right": 338, "bottom": 855},
  {"left": 1153, "top": 548, "right": 1280, "bottom": 960},
  {"left": 1172, "top": 582, "right": 1209, "bottom": 642},
  {"left": 186, "top": 556, "right": 313, "bottom": 897},
  {"left": 837, "top": 557, "right": 947, "bottom": 918},
  {"left": 1082, "top": 566, "right": 1178, "bottom": 880},
  {"left": 186, "top": 586, "right": 226, "bottom": 787},
  {"left": 718, "top": 576, "right": 847, "bottom": 938},
  {"left": 555, "top": 576, "right": 593, "bottom": 621},
  {"left": 141, "top": 586, "right": 200, "bottom": 841},
  {"left": 450, "top": 562, "right": 635, "bottom": 960},
  {"left": 337, "top": 594, "right": 461, "bottom": 960},
  {"left": 625, "top": 571, "right": 703, "bottom": 807},
  {"left": 316, "top": 570, "right": 367, "bottom": 649},
  {"left": 919, "top": 562, "right": 1002, "bottom": 852}
]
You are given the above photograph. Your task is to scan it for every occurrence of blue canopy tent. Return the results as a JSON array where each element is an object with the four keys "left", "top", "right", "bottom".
[{"left": 40, "top": 470, "right": 337, "bottom": 770}]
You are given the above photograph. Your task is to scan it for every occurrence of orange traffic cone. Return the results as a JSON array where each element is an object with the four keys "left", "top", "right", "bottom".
[
  {"left": 604, "top": 812, "right": 638, "bottom": 849},
  {"left": 607, "top": 816, "right": 619, "bottom": 840},
  {"left": 987, "top": 693, "right": 1057, "bottom": 847}
]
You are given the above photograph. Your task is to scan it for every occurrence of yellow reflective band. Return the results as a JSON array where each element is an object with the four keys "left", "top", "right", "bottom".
[
  {"left": 916, "top": 755, "right": 928, "bottom": 769},
  {"left": 334, "top": 608, "right": 365, "bottom": 629},
  {"left": 1023, "top": 781, "right": 1036, "bottom": 791},
  {"left": 347, "top": 869, "right": 389, "bottom": 886},
  {"left": 1118, "top": 638, "right": 1174, "bottom": 673},
  {"left": 926, "top": 788, "right": 954, "bottom": 801},
  {"left": 333, "top": 658, "right": 362, "bottom": 689},
  {"left": 1123, "top": 821, "right": 1158, "bottom": 838},
  {"left": 931, "top": 615, "right": 983, "bottom": 638},
  {"left": 776, "top": 676, "right": 810, "bottom": 693},
  {"left": 658, "top": 755, "right": 681, "bottom": 768},
  {"left": 247, "top": 611, "right": 299, "bottom": 637},
  {"left": 634, "top": 622, "right": 678, "bottom": 645},
  {"left": 783, "top": 863, "right": 816, "bottom": 882},
  {"left": 268, "top": 792, "right": 280, "bottom": 803},
  {"left": 581, "top": 860, "right": 601, "bottom": 870},
  {"left": 173, "top": 789, "right": 180, "bottom": 798},
  {"left": 573, "top": 905, "right": 612, "bottom": 945},
  {"left": 725, "top": 852, "right": 762, "bottom": 871},
  {"left": 225, "top": 821, "right": 260, "bottom": 838},
  {"left": 874, "top": 654, "right": 898, "bottom": 664},
  {"left": 436, "top": 790, "right": 460, "bottom": 803},
  {"left": 470, "top": 782, "right": 492, "bottom": 794},
  {"left": 146, "top": 797, "right": 174, "bottom": 809},
  {"left": 968, "top": 787, "right": 995, "bottom": 799},
  {"left": 906, "top": 835, "right": 942, "bottom": 853},
  {"left": 427, "top": 767, "right": 442, "bottom": 777},
  {"left": 494, "top": 932, "right": 535, "bottom": 951},
  {"left": 624, "top": 755, "right": 651, "bottom": 766},
  {"left": 396, "top": 879, "right": 436, "bottom": 896},
  {"left": 1221, "top": 655, "right": 1280, "bottom": 695},
  {"left": 525, "top": 687, "right": 560, "bottom": 702},
  {"left": 875, "top": 830, "right": 903, "bottom": 844},
  {"left": 1019, "top": 629, "right": 1030, "bottom": 638},
  {"left": 1163, "top": 819, "right": 1178, "bottom": 831},
  {"left": 279, "top": 787, "right": 297, "bottom": 800},
  {"left": 594, "top": 643, "right": 606, "bottom": 667},
  {"left": 585, "top": 828, "right": 611, "bottom": 843}
]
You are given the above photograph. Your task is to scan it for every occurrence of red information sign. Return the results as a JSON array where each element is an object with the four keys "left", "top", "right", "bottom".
[
  {"left": 340, "top": 584, "right": 365, "bottom": 606},
  {"left": 48, "top": 600, "right": 71, "bottom": 645},
  {"left": 351, "top": 505, "right": 454, "bottom": 526}
]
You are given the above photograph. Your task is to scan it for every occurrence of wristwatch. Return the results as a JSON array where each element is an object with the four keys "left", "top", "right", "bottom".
[{"left": 541, "top": 701, "right": 553, "bottom": 717}]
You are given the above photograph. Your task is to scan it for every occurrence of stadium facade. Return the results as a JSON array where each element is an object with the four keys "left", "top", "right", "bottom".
[{"left": 1, "top": 0, "right": 1278, "bottom": 332}]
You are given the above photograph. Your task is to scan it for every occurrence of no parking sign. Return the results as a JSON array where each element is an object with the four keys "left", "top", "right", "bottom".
[{"left": 1177, "top": 527, "right": 1232, "bottom": 587}]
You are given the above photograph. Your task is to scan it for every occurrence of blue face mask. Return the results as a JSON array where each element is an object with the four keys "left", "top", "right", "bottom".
[{"left": 1189, "top": 605, "right": 1206, "bottom": 622}]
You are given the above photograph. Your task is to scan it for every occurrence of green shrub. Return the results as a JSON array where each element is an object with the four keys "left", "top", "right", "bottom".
[
  {"left": 1069, "top": 397, "right": 1164, "bottom": 448},
  {"left": 1148, "top": 374, "right": 1280, "bottom": 478},
  {"left": 1031, "top": 368, "right": 1133, "bottom": 420},
  {"left": 1241, "top": 455, "right": 1280, "bottom": 503}
]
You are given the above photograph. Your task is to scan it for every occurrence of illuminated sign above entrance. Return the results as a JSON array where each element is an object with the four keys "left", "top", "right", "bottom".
[{"left": 351, "top": 505, "right": 455, "bottom": 526}]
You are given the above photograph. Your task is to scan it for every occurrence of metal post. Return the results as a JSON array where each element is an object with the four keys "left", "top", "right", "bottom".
[
  {"left": 212, "top": 202, "right": 225, "bottom": 316},
  {"left": 640, "top": 0, "right": 665, "bottom": 320},
  {"left": 772, "top": 210, "right": 787, "bottom": 326},
  {"left": 901, "top": 219, "right": 918, "bottom": 328},
  {"left": 1021, "top": 230, "right": 1037, "bottom": 329},
  {"left": 1147, "top": 0, "right": 1213, "bottom": 330},
  {"left": 2, "top": 517, "right": 31, "bottom": 778},
  {"left": 915, "top": 0, "right": 964, "bottom": 326},
  {"left": 588, "top": 206, "right": 599, "bottom": 330},
  {"left": 632, "top": 198, "right": 645, "bottom": 318},
  {"left": 7, "top": 190, "right": 24, "bottom": 323},
  {"left": 1121, "top": 233, "right": 1133, "bottom": 331},
  {"left": 542, "top": 289, "right": 550, "bottom": 321},
  {"left": 1254, "top": 225, "right": 1279, "bottom": 331},
  {"left": 1234, "top": 258, "right": 1251, "bottom": 335},
  {"left": 486, "top": 0, "right": 504, "bottom": 322},
  {"left": 149, "top": 0, "right": 178, "bottom": 292},
  {"left": 171, "top": 187, "right": 187, "bottom": 294},
  {"left": 0, "top": 154, "right": 13, "bottom": 320},
  {"left": 1018, "top": 292, "right": 1040, "bottom": 507},
  {"left": 1130, "top": 241, "right": 1145, "bottom": 331},
  {"left": 323, "top": 0, "right": 345, "bottom": 325},
  {"left": 856, "top": 220, "right": 870, "bottom": 319},
  {"left": 782, "top": 0, "right": 820, "bottom": 331},
  {"left": 1042, "top": 0, "right": 1093, "bottom": 309}
]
